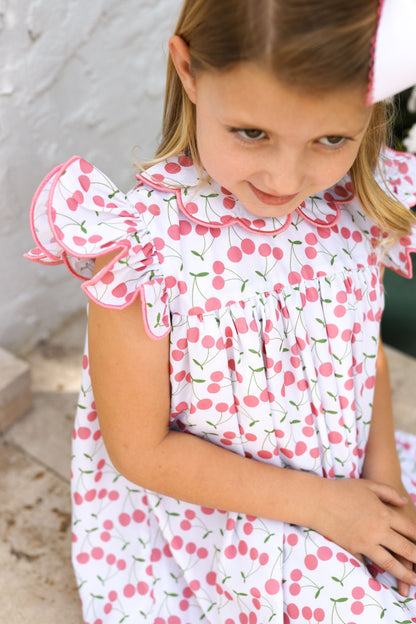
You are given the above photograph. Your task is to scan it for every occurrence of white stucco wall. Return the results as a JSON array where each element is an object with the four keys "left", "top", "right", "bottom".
[{"left": 1, "top": 0, "right": 181, "bottom": 353}]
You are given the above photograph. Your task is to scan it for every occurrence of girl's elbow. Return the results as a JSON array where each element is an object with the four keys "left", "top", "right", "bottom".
[{"left": 102, "top": 432, "right": 168, "bottom": 489}]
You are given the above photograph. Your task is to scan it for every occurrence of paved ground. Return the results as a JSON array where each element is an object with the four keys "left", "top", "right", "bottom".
[{"left": 1, "top": 310, "right": 416, "bottom": 623}]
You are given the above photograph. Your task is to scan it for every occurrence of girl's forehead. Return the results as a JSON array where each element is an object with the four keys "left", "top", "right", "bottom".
[{"left": 198, "top": 63, "right": 371, "bottom": 134}]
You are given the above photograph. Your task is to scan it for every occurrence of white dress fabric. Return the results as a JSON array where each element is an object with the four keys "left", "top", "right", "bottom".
[{"left": 26, "top": 148, "right": 416, "bottom": 624}]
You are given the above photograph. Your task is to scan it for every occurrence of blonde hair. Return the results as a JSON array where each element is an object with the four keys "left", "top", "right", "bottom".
[{"left": 153, "top": 0, "right": 416, "bottom": 241}]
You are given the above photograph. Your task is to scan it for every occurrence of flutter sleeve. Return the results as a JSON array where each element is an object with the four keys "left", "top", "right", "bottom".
[
  {"left": 25, "top": 155, "right": 170, "bottom": 339},
  {"left": 376, "top": 149, "right": 416, "bottom": 278}
]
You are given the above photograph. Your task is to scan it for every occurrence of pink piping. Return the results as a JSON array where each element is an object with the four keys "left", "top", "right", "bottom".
[
  {"left": 27, "top": 162, "right": 64, "bottom": 262},
  {"left": 385, "top": 246, "right": 416, "bottom": 279},
  {"left": 136, "top": 174, "right": 352, "bottom": 233}
]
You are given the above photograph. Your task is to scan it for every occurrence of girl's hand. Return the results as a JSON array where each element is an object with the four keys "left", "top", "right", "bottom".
[
  {"left": 388, "top": 491, "right": 416, "bottom": 597},
  {"left": 313, "top": 478, "right": 416, "bottom": 589}
]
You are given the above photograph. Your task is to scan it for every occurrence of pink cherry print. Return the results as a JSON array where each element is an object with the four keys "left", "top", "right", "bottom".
[
  {"left": 133, "top": 509, "right": 145, "bottom": 523},
  {"left": 241, "top": 238, "right": 255, "bottom": 254},
  {"left": 223, "top": 196, "right": 235, "bottom": 209},
  {"left": 334, "top": 305, "right": 346, "bottom": 318},
  {"left": 79, "top": 158, "right": 94, "bottom": 173},
  {"left": 76, "top": 552, "right": 90, "bottom": 564},
  {"left": 295, "top": 441, "right": 307, "bottom": 456},
  {"left": 167, "top": 224, "right": 180, "bottom": 240},
  {"left": 84, "top": 489, "right": 96, "bottom": 501},
  {"left": 73, "top": 236, "right": 87, "bottom": 247},
  {"left": 305, "top": 246, "right": 317, "bottom": 259},
  {"left": 176, "top": 154, "right": 192, "bottom": 167},
  {"left": 301, "top": 264, "right": 314, "bottom": 279},
  {"left": 77, "top": 426, "right": 91, "bottom": 439},
  {"left": 165, "top": 162, "right": 181, "bottom": 174},
  {"left": 227, "top": 246, "right": 243, "bottom": 262},
  {"left": 244, "top": 395, "right": 259, "bottom": 407},
  {"left": 91, "top": 547, "right": 104, "bottom": 560},
  {"left": 196, "top": 224, "right": 209, "bottom": 236},
  {"left": 304, "top": 554, "right": 318, "bottom": 570},
  {"left": 205, "top": 297, "right": 221, "bottom": 311},
  {"left": 368, "top": 578, "right": 382, "bottom": 591},
  {"left": 78, "top": 175, "right": 91, "bottom": 192},
  {"left": 185, "top": 201, "right": 198, "bottom": 215},
  {"left": 317, "top": 546, "right": 333, "bottom": 560},
  {"left": 314, "top": 608, "right": 325, "bottom": 622},
  {"left": 288, "top": 271, "right": 301, "bottom": 285},
  {"left": 289, "top": 582, "right": 301, "bottom": 596},
  {"left": 197, "top": 547, "right": 208, "bottom": 559},
  {"left": 257, "top": 450, "right": 272, "bottom": 460},
  {"left": 225, "top": 545, "right": 237, "bottom": 559},
  {"left": 73, "top": 492, "right": 83, "bottom": 505},
  {"left": 148, "top": 203, "right": 161, "bottom": 216},
  {"left": 258, "top": 243, "right": 271, "bottom": 257},
  {"left": 351, "top": 601, "right": 364, "bottom": 615},
  {"left": 202, "top": 335, "right": 215, "bottom": 349},
  {"left": 119, "top": 513, "right": 131, "bottom": 526},
  {"left": 265, "top": 579, "right": 280, "bottom": 595},
  {"left": 197, "top": 398, "right": 212, "bottom": 410}
]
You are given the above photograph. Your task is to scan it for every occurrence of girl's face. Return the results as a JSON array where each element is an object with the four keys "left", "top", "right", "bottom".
[{"left": 171, "top": 39, "right": 372, "bottom": 218}]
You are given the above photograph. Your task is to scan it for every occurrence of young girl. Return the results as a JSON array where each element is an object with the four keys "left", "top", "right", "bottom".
[{"left": 26, "top": 0, "right": 416, "bottom": 622}]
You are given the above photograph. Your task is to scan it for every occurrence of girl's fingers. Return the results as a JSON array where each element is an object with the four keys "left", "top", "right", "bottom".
[
  {"left": 396, "top": 556, "right": 412, "bottom": 597},
  {"left": 370, "top": 481, "right": 409, "bottom": 507},
  {"left": 388, "top": 505, "right": 416, "bottom": 545},
  {"left": 383, "top": 530, "right": 416, "bottom": 566},
  {"left": 371, "top": 544, "right": 416, "bottom": 587}
]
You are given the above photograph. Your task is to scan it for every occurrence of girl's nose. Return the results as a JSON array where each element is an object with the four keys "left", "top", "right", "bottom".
[{"left": 264, "top": 150, "right": 304, "bottom": 196}]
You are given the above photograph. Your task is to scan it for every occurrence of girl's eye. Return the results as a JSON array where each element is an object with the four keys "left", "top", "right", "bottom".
[
  {"left": 234, "top": 128, "right": 267, "bottom": 141},
  {"left": 318, "top": 135, "right": 346, "bottom": 147}
]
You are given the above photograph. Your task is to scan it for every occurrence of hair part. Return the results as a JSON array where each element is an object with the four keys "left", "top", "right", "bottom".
[{"left": 153, "top": 0, "right": 416, "bottom": 241}]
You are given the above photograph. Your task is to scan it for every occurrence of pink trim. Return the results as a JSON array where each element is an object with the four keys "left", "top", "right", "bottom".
[
  {"left": 297, "top": 205, "right": 341, "bottom": 228},
  {"left": 28, "top": 162, "right": 64, "bottom": 262},
  {"left": 179, "top": 196, "right": 293, "bottom": 236},
  {"left": 366, "top": 0, "right": 385, "bottom": 106},
  {"left": 136, "top": 173, "right": 350, "bottom": 234},
  {"left": 385, "top": 246, "right": 416, "bottom": 279},
  {"left": 23, "top": 251, "right": 62, "bottom": 265}
]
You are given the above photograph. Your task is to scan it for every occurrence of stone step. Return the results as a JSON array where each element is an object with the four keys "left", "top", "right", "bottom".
[{"left": 0, "top": 348, "right": 32, "bottom": 432}]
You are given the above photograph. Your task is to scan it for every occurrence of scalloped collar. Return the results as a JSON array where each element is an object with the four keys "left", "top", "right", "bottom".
[{"left": 136, "top": 155, "right": 355, "bottom": 235}]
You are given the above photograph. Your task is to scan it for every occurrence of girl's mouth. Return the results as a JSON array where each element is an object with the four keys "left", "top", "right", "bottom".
[{"left": 248, "top": 182, "right": 298, "bottom": 206}]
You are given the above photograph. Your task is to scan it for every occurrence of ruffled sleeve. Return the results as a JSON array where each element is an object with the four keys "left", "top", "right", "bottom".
[
  {"left": 24, "top": 155, "right": 170, "bottom": 339},
  {"left": 377, "top": 149, "right": 416, "bottom": 278}
]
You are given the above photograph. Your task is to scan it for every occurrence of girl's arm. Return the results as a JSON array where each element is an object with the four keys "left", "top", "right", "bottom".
[
  {"left": 88, "top": 254, "right": 416, "bottom": 588},
  {"left": 362, "top": 339, "right": 405, "bottom": 491}
]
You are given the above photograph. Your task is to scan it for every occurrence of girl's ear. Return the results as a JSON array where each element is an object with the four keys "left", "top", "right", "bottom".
[{"left": 169, "top": 35, "right": 197, "bottom": 104}]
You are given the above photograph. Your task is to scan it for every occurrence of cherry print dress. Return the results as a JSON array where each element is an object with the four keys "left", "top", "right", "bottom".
[{"left": 26, "top": 147, "right": 416, "bottom": 624}]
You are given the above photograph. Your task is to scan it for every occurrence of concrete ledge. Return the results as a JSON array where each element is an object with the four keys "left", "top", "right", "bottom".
[{"left": 0, "top": 348, "right": 32, "bottom": 432}]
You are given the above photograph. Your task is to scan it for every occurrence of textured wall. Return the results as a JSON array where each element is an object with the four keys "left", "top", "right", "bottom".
[{"left": 1, "top": 0, "right": 181, "bottom": 352}]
